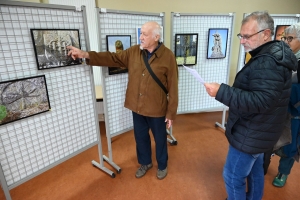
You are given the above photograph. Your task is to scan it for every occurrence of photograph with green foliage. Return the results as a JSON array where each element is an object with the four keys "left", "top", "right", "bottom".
[{"left": 0, "top": 75, "right": 51, "bottom": 126}]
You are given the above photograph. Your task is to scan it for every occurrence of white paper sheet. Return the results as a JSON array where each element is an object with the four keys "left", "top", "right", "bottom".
[{"left": 183, "top": 65, "right": 205, "bottom": 85}]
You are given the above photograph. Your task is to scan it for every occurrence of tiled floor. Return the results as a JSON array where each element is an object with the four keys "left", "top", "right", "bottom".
[{"left": 1, "top": 112, "right": 299, "bottom": 200}]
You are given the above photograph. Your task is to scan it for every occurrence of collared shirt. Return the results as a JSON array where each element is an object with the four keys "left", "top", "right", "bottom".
[{"left": 145, "top": 42, "right": 162, "bottom": 60}]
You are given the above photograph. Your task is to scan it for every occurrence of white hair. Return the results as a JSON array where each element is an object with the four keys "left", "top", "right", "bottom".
[
  {"left": 152, "top": 25, "right": 163, "bottom": 43},
  {"left": 284, "top": 23, "right": 300, "bottom": 42}
]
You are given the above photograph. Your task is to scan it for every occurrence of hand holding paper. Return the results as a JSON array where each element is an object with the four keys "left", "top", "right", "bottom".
[{"left": 204, "top": 82, "right": 220, "bottom": 97}]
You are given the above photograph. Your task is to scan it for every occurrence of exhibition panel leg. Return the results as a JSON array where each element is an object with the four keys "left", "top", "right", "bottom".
[{"left": 215, "top": 106, "right": 228, "bottom": 131}]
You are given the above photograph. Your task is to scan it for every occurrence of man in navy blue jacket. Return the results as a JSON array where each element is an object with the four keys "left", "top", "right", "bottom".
[
  {"left": 204, "top": 11, "right": 298, "bottom": 200},
  {"left": 272, "top": 23, "right": 300, "bottom": 188}
]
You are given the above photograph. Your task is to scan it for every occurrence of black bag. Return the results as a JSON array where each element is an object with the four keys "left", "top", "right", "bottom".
[{"left": 142, "top": 53, "right": 168, "bottom": 95}]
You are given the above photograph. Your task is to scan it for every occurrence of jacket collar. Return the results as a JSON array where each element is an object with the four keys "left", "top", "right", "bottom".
[
  {"left": 249, "top": 40, "right": 298, "bottom": 71},
  {"left": 249, "top": 40, "right": 275, "bottom": 57},
  {"left": 144, "top": 43, "right": 164, "bottom": 59}
]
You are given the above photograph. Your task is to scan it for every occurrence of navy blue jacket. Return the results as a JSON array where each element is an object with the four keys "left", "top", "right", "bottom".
[
  {"left": 216, "top": 40, "right": 298, "bottom": 154},
  {"left": 282, "top": 83, "right": 300, "bottom": 158}
]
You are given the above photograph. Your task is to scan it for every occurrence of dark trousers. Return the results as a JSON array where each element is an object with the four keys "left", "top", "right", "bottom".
[
  {"left": 132, "top": 111, "right": 168, "bottom": 170},
  {"left": 278, "top": 157, "right": 295, "bottom": 175}
]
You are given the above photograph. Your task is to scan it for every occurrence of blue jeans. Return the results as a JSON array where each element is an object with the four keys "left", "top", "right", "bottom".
[
  {"left": 132, "top": 112, "right": 168, "bottom": 170},
  {"left": 223, "top": 145, "right": 264, "bottom": 200}
]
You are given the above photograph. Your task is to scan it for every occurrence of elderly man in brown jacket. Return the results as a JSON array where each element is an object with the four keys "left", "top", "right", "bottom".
[{"left": 67, "top": 21, "right": 178, "bottom": 180}]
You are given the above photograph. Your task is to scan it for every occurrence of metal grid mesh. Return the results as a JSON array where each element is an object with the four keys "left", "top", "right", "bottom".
[
  {"left": 98, "top": 11, "right": 163, "bottom": 137},
  {"left": 237, "top": 15, "right": 299, "bottom": 72},
  {"left": 172, "top": 14, "right": 233, "bottom": 113},
  {"left": 0, "top": 4, "right": 97, "bottom": 187}
]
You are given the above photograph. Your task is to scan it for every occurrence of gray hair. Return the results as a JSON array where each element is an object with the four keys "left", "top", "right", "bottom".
[
  {"left": 284, "top": 23, "right": 300, "bottom": 42},
  {"left": 242, "top": 11, "right": 274, "bottom": 36},
  {"left": 152, "top": 24, "right": 163, "bottom": 43}
]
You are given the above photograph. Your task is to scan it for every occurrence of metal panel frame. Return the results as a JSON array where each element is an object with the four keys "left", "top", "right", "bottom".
[
  {"left": 171, "top": 12, "right": 235, "bottom": 115},
  {"left": 0, "top": 1, "right": 106, "bottom": 199}
]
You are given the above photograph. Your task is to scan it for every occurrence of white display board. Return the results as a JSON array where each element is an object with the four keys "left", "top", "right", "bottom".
[
  {"left": 0, "top": 1, "right": 99, "bottom": 198},
  {"left": 171, "top": 13, "right": 235, "bottom": 114}
]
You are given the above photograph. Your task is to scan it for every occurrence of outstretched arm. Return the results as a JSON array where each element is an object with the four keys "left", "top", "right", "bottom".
[{"left": 67, "top": 46, "right": 90, "bottom": 60}]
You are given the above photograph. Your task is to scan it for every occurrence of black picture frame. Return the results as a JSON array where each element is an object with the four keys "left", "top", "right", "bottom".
[
  {"left": 30, "top": 29, "right": 82, "bottom": 70},
  {"left": 106, "top": 35, "right": 131, "bottom": 75},
  {"left": 207, "top": 28, "right": 228, "bottom": 59},
  {"left": 0, "top": 75, "right": 51, "bottom": 126},
  {"left": 274, "top": 25, "right": 290, "bottom": 41},
  {"left": 175, "top": 33, "right": 198, "bottom": 66}
]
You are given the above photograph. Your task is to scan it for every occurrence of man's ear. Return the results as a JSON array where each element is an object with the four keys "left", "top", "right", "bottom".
[
  {"left": 155, "top": 35, "right": 160, "bottom": 42},
  {"left": 264, "top": 29, "right": 272, "bottom": 40}
]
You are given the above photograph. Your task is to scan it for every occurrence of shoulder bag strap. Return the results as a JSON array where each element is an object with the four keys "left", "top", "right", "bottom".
[{"left": 142, "top": 53, "right": 168, "bottom": 94}]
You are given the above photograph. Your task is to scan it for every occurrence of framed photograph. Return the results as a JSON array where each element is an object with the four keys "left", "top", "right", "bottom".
[
  {"left": 207, "top": 28, "right": 228, "bottom": 59},
  {"left": 274, "top": 25, "right": 290, "bottom": 41},
  {"left": 175, "top": 33, "right": 198, "bottom": 66},
  {"left": 30, "top": 29, "right": 82, "bottom": 70},
  {"left": 136, "top": 26, "right": 164, "bottom": 44},
  {"left": 0, "top": 75, "right": 51, "bottom": 126},
  {"left": 136, "top": 27, "right": 141, "bottom": 44},
  {"left": 106, "top": 35, "right": 131, "bottom": 75}
]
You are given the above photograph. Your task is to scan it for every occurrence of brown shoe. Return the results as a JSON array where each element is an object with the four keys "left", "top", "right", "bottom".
[
  {"left": 135, "top": 164, "right": 153, "bottom": 178},
  {"left": 157, "top": 167, "right": 168, "bottom": 180}
]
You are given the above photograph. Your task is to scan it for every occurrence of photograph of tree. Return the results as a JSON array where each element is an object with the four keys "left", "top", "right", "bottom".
[
  {"left": 175, "top": 33, "right": 198, "bottom": 66},
  {"left": 106, "top": 35, "right": 131, "bottom": 75},
  {"left": 30, "top": 29, "right": 82, "bottom": 70},
  {"left": 0, "top": 75, "right": 51, "bottom": 126}
]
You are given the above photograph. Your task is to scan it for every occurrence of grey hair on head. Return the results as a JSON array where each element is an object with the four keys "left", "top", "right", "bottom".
[
  {"left": 284, "top": 23, "right": 300, "bottom": 42},
  {"left": 152, "top": 23, "right": 163, "bottom": 43},
  {"left": 242, "top": 11, "right": 274, "bottom": 36}
]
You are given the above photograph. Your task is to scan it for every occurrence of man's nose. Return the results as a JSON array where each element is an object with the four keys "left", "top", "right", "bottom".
[{"left": 240, "top": 38, "right": 246, "bottom": 44}]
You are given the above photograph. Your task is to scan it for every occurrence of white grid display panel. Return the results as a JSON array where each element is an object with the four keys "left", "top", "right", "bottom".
[
  {"left": 0, "top": 4, "right": 97, "bottom": 187},
  {"left": 173, "top": 14, "right": 233, "bottom": 113},
  {"left": 237, "top": 15, "right": 299, "bottom": 72},
  {"left": 99, "top": 11, "right": 163, "bottom": 136}
]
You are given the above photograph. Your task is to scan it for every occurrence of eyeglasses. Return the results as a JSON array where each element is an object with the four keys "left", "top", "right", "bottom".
[
  {"left": 237, "top": 29, "right": 266, "bottom": 40},
  {"left": 281, "top": 36, "right": 299, "bottom": 42}
]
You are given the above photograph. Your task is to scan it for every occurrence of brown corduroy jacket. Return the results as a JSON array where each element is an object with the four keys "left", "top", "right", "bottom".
[{"left": 86, "top": 44, "right": 178, "bottom": 120}]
